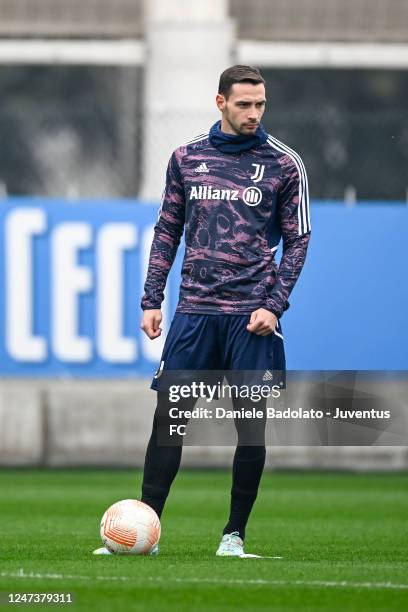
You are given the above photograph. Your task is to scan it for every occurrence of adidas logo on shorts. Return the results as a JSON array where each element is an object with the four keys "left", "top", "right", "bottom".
[{"left": 262, "top": 370, "right": 273, "bottom": 381}]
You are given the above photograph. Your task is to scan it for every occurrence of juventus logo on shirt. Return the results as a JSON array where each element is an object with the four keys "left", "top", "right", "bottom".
[{"left": 250, "top": 163, "right": 265, "bottom": 183}]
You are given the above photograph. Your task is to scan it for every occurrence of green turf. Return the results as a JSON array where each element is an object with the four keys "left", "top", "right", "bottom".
[{"left": 0, "top": 469, "right": 407, "bottom": 611}]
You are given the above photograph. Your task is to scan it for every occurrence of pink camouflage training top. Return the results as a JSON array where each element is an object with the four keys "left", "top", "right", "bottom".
[{"left": 141, "top": 123, "right": 311, "bottom": 318}]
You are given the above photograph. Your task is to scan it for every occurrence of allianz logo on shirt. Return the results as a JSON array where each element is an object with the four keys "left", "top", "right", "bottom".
[{"left": 189, "top": 185, "right": 263, "bottom": 206}]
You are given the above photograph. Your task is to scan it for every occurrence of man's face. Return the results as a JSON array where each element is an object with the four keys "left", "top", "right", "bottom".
[{"left": 216, "top": 82, "right": 266, "bottom": 136}]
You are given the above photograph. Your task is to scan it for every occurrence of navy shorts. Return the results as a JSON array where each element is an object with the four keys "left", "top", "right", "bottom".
[{"left": 151, "top": 313, "right": 285, "bottom": 391}]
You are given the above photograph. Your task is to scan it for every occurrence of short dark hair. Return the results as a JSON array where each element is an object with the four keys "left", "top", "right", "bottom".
[{"left": 218, "top": 65, "right": 265, "bottom": 98}]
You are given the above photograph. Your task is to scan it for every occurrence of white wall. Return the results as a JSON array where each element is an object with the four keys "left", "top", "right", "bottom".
[
  {"left": 140, "top": 0, "right": 235, "bottom": 200},
  {"left": 0, "top": 380, "right": 406, "bottom": 470}
]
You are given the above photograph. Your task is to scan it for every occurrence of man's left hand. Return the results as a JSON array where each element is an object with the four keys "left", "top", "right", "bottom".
[{"left": 247, "top": 308, "right": 278, "bottom": 336}]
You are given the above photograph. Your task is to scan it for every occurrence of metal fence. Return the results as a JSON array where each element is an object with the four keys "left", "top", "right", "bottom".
[
  {"left": 262, "top": 68, "right": 408, "bottom": 201},
  {"left": 0, "top": 65, "right": 407, "bottom": 201},
  {"left": 0, "top": 65, "right": 142, "bottom": 198}
]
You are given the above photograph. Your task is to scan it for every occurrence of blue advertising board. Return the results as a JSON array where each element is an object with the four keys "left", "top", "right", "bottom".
[
  {"left": 0, "top": 198, "right": 183, "bottom": 377},
  {"left": 0, "top": 198, "right": 407, "bottom": 376}
]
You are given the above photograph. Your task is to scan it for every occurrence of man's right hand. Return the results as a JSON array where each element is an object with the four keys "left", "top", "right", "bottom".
[{"left": 140, "top": 309, "right": 162, "bottom": 339}]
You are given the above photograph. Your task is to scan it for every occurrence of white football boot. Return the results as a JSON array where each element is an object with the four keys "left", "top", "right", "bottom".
[
  {"left": 93, "top": 543, "right": 159, "bottom": 556},
  {"left": 216, "top": 532, "right": 244, "bottom": 557},
  {"left": 93, "top": 546, "right": 113, "bottom": 555}
]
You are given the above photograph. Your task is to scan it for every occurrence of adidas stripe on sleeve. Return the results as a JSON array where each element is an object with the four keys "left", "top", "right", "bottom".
[
  {"left": 264, "top": 136, "right": 311, "bottom": 317},
  {"left": 267, "top": 136, "right": 311, "bottom": 236}
]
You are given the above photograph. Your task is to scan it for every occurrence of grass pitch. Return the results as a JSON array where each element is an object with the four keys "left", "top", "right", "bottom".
[{"left": 0, "top": 469, "right": 407, "bottom": 611}]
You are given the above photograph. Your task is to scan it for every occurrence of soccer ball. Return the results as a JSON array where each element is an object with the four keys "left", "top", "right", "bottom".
[{"left": 100, "top": 499, "right": 161, "bottom": 555}]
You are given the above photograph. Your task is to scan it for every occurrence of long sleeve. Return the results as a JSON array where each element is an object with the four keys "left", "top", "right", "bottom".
[
  {"left": 141, "top": 150, "right": 185, "bottom": 310},
  {"left": 266, "top": 156, "right": 311, "bottom": 318}
]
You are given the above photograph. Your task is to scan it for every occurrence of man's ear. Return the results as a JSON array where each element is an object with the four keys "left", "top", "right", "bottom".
[{"left": 216, "top": 93, "right": 226, "bottom": 111}]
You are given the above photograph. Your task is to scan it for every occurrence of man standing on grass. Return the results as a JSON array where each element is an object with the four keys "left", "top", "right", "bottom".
[{"left": 96, "top": 65, "right": 310, "bottom": 557}]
